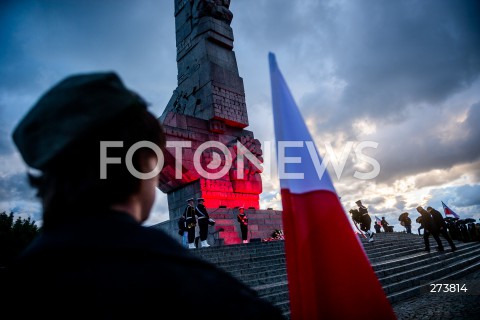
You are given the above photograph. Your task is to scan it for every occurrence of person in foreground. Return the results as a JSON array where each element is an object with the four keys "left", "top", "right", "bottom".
[{"left": 3, "top": 72, "right": 284, "bottom": 319}]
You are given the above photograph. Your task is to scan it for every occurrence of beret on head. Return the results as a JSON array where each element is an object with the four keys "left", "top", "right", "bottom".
[{"left": 12, "top": 72, "right": 148, "bottom": 170}]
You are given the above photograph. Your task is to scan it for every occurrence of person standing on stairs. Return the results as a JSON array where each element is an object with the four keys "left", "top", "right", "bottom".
[
  {"left": 416, "top": 206, "right": 444, "bottom": 252},
  {"left": 381, "top": 217, "right": 390, "bottom": 232},
  {"left": 374, "top": 222, "right": 382, "bottom": 233},
  {"left": 416, "top": 215, "right": 424, "bottom": 235},
  {"left": 237, "top": 206, "right": 249, "bottom": 243},
  {"left": 399, "top": 212, "right": 412, "bottom": 234},
  {"left": 356, "top": 200, "right": 375, "bottom": 242},
  {"left": 195, "top": 198, "right": 211, "bottom": 248},
  {"left": 427, "top": 206, "right": 457, "bottom": 252},
  {"left": 184, "top": 198, "right": 197, "bottom": 249}
]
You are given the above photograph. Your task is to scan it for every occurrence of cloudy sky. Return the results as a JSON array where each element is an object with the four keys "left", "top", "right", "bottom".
[{"left": 1, "top": 0, "right": 479, "bottom": 232}]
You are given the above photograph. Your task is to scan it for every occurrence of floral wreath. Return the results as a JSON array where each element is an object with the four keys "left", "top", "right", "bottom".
[{"left": 262, "top": 229, "right": 285, "bottom": 242}]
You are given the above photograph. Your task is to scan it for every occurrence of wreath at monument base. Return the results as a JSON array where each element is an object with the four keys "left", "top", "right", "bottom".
[{"left": 262, "top": 229, "right": 285, "bottom": 242}]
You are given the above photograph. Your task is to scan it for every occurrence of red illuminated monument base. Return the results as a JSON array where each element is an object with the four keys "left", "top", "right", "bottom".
[
  {"left": 159, "top": 112, "right": 263, "bottom": 220},
  {"left": 152, "top": 208, "right": 284, "bottom": 246}
]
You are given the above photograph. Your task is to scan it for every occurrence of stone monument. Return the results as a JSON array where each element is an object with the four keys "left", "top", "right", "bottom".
[
  {"left": 153, "top": 1, "right": 283, "bottom": 245},
  {"left": 159, "top": 0, "right": 263, "bottom": 219}
]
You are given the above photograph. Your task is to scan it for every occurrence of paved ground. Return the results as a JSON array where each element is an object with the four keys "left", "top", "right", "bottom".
[{"left": 392, "top": 269, "right": 480, "bottom": 320}]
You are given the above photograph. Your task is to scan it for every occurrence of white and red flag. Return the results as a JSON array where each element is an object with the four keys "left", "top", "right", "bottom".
[
  {"left": 268, "top": 52, "right": 396, "bottom": 320},
  {"left": 442, "top": 201, "right": 460, "bottom": 219}
]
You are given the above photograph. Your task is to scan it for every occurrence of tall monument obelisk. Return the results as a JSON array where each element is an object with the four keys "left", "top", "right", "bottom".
[{"left": 159, "top": 0, "right": 263, "bottom": 219}]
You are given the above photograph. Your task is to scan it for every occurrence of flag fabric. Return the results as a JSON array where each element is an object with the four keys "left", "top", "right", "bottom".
[
  {"left": 442, "top": 201, "right": 460, "bottom": 219},
  {"left": 375, "top": 215, "right": 382, "bottom": 226},
  {"left": 269, "top": 52, "right": 396, "bottom": 320}
]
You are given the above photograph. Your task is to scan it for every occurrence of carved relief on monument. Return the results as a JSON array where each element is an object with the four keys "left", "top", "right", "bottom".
[
  {"left": 178, "top": 61, "right": 200, "bottom": 84},
  {"left": 212, "top": 84, "right": 248, "bottom": 126},
  {"left": 228, "top": 135, "right": 263, "bottom": 194},
  {"left": 192, "top": 0, "right": 233, "bottom": 25}
]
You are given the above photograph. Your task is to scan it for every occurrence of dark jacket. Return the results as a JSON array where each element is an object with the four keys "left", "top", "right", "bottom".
[
  {"left": 381, "top": 219, "right": 389, "bottom": 229},
  {"left": 237, "top": 213, "right": 248, "bottom": 226},
  {"left": 420, "top": 211, "right": 440, "bottom": 233},
  {"left": 358, "top": 206, "right": 371, "bottom": 224},
  {"left": 358, "top": 205, "right": 368, "bottom": 216},
  {"left": 430, "top": 208, "right": 447, "bottom": 229},
  {"left": 184, "top": 204, "right": 197, "bottom": 229},
  {"left": 196, "top": 203, "right": 210, "bottom": 220},
  {"left": 2, "top": 210, "right": 283, "bottom": 319},
  {"left": 403, "top": 217, "right": 412, "bottom": 227}
]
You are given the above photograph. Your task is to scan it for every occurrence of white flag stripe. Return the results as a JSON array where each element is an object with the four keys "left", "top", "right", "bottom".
[{"left": 269, "top": 52, "right": 336, "bottom": 194}]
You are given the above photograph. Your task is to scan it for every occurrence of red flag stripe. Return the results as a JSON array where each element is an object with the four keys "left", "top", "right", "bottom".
[{"left": 281, "top": 189, "right": 396, "bottom": 319}]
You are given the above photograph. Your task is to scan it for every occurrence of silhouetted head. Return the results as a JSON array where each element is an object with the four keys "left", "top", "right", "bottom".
[
  {"left": 13, "top": 72, "right": 166, "bottom": 228},
  {"left": 416, "top": 206, "right": 428, "bottom": 215}
]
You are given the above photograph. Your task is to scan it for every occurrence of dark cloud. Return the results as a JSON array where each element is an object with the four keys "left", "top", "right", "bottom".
[
  {"left": 414, "top": 161, "right": 480, "bottom": 189},
  {"left": 0, "top": 122, "right": 14, "bottom": 156},
  {"left": 0, "top": 0, "right": 177, "bottom": 116},
  {"left": 394, "top": 196, "right": 407, "bottom": 211},
  {"left": 366, "top": 196, "right": 385, "bottom": 206},
  {"left": 454, "top": 184, "right": 480, "bottom": 207},
  {"left": 0, "top": 172, "right": 36, "bottom": 202},
  {"left": 233, "top": 0, "right": 480, "bottom": 129},
  {"left": 334, "top": 0, "right": 480, "bottom": 117},
  {"left": 375, "top": 101, "right": 480, "bottom": 183},
  {"left": 430, "top": 184, "right": 480, "bottom": 208},
  {"left": 368, "top": 205, "right": 391, "bottom": 215}
]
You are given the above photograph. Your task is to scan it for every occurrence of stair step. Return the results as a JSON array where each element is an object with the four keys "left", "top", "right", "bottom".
[
  {"left": 192, "top": 234, "right": 480, "bottom": 316},
  {"left": 387, "top": 260, "right": 480, "bottom": 304}
]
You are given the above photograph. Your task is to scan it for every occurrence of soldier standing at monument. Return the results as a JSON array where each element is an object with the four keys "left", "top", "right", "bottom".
[
  {"left": 195, "top": 198, "right": 211, "bottom": 248},
  {"left": 3, "top": 72, "right": 284, "bottom": 319},
  {"left": 237, "top": 207, "right": 249, "bottom": 243},
  {"left": 184, "top": 198, "right": 197, "bottom": 249}
]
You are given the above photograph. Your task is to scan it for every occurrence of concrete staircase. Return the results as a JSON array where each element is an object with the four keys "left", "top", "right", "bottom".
[{"left": 191, "top": 232, "right": 480, "bottom": 318}]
